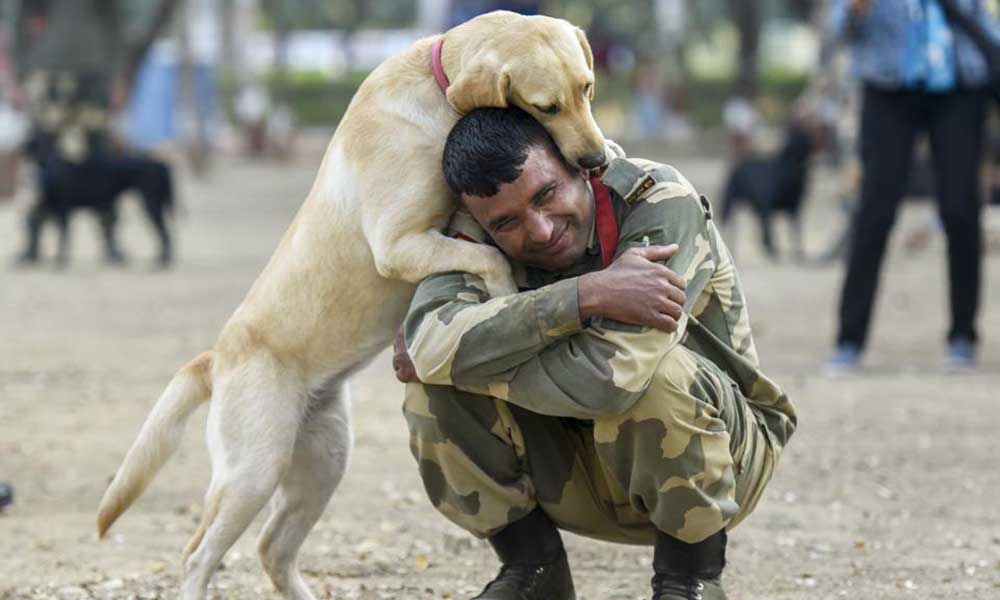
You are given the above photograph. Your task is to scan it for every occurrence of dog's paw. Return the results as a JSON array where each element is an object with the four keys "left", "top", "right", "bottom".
[
  {"left": 604, "top": 139, "right": 626, "bottom": 161},
  {"left": 482, "top": 266, "right": 517, "bottom": 297}
]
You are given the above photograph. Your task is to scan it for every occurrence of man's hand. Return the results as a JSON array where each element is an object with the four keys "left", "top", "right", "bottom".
[
  {"left": 392, "top": 326, "right": 419, "bottom": 383},
  {"left": 578, "top": 244, "right": 687, "bottom": 332}
]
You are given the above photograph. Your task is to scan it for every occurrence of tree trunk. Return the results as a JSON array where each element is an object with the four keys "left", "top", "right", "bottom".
[
  {"left": 728, "top": 0, "right": 760, "bottom": 99},
  {"left": 123, "top": 0, "right": 183, "bottom": 93},
  {"left": 176, "top": 0, "right": 210, "bottom": 175}
]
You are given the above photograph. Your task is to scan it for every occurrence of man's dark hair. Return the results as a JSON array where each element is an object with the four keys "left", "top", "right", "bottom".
[{"left": 443, "top": 107, "right": 571, "bottom": 198}]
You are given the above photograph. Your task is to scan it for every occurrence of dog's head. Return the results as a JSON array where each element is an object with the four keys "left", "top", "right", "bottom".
[{"left": 446, "top": 12, "right": 607, "bottom": 170}]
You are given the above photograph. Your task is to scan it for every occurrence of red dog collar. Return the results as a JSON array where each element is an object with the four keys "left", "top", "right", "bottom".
[{"left": 430, "top": 38, "right": 450, "bottom": 94}]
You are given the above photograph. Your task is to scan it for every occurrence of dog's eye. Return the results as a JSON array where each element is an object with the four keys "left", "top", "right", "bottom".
[
  {"left": 535, "top": 104, "right": 560, "bottom": 115},
  {"left": 583, "top": 83, "right": 593, "bottom": 97}
]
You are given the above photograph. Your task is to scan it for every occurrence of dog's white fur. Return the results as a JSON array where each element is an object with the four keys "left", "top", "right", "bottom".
[{"left": 95, "top": 11, "right": 605, "bottom": 600}]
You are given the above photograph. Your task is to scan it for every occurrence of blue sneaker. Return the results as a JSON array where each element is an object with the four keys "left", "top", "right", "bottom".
[
  {"left": 944, "top": 337, "right": 977, "bottom": 370},
  {"left": 823, "top": 343, "right": 862, "bottom": 376}
]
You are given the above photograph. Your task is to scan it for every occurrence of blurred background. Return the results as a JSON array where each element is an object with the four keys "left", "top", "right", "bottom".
[
  {"left": 1, "top": 1, "right": 999, "bottom": 599},
  {"left": 0, "top": 0, "right": 867, "bottom": 168}
]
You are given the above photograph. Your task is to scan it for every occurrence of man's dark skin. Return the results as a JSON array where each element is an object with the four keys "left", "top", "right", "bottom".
[{"left": 394, "top": 144, "right": 687, "bottom": 382}]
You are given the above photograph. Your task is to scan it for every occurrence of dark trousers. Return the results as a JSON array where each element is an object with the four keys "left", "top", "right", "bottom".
[{"left": 837, "top": 85, "right": 987, "bottom": 348}]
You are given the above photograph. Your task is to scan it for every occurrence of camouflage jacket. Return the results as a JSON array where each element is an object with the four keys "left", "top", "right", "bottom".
[{"left": 403, "top": 155, "right": 797, "bottom": 457}]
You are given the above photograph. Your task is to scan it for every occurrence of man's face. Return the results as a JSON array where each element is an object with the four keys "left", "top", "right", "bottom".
[{"left": 461, "top": 145, "right": 594, "bottom": 272}]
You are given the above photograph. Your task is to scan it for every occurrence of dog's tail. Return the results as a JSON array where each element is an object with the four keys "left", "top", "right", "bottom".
[{"left": 96, "top": 351, "right": 213, "bottom": 538}]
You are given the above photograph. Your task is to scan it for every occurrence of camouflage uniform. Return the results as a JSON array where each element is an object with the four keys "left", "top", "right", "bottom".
[{"left": 403, "top": 154, "right": 797, "bottom": 545}]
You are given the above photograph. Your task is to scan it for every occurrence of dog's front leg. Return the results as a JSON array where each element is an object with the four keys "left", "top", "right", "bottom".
[{"left": 370, "top": 228, "right": 516, "bottom": 296}]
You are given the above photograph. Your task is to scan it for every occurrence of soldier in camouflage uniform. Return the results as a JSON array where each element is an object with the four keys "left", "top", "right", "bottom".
[{"left": 394, "top": 108, "right": 797, "bottom": 600}]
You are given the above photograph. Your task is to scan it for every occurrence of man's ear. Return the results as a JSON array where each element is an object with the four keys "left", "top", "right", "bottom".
[{"left": 447, "top": 59, "right": 511, "bottom": 114}]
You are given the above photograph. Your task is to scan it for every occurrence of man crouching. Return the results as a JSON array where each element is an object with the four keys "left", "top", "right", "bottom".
[{"left": 394, "top": 107, "right": 797, "bottom": 600}]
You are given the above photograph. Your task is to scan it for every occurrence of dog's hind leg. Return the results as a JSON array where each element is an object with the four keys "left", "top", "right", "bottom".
[
  {"left": 54, "top": 210, "right": 70, "bottom": 268},
  {"left": 98, "top": 208, "right": 127, "bottom": 265},
  {"left": 16, "top": 200, "right": 47, "bottom": 264},
  {"left": 140, "top": 173, "right": 173, "bottom": 268},
  {"left": 257, "top": 380, "right": 352, "bottom": 600},
  {"left": 180, "top": 354, "right": 308, "bottom": 600},
  {"left": 145, "top": 199, "right": 172, "bottom": 268},
  {"left": 789, "top": 213, "right": 806, "bottom": 262},
  {"left": 757, "top": 207, "right": 778, "bottom": 261}
]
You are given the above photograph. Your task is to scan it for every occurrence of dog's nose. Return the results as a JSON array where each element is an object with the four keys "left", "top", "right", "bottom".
[{"left": 576, "top": 150, "right": 607, "bottom": 170}]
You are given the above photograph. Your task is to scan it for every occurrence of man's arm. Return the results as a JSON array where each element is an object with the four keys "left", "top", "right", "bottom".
[
  {"left": 396, "top": 244, "right": 682, "bottom": 382},
  {"left": 402, "top": 182, "right": 714, "bottom": 420}
]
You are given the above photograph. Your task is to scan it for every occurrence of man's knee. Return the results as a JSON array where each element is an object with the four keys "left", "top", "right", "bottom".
[
  {"left": 402, "top": 383, "right": 534, "bottom": 537},
  {"left": 404, "top": 382, "right": 501, "bottom": 443},
  {"left": 594, "top": 348, "right": 712, "bottom": 431},
  {"left": 403, "top": 382, "right": 523, "bottom": 472},
  {"left": 402, "top": 383, "right": 450, "bottom": 455},
  {"left": 592, "top": 349, "right": 744, "bottom": 538}
]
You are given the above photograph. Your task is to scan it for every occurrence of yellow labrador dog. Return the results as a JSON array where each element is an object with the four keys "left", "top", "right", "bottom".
[{"left": 95, "top": 10, "right": 605, "bottom": 600}]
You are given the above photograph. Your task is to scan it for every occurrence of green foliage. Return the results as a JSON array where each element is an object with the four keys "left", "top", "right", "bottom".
[
  {"left": 592, "top": 65, "right": 807, "bottom": 128},
  {"left": 272, "top": 65, "right": 807, "bottom": 128},
  {"left": 259, "top": 0, "right": 416, "bottom": 31},
  {"left": 278, "top": 69, "right": 372, "bottom": 125},
  {"left": 547, "top": 0, "right": 733, "bottom": 51},
  {"left": 683, "top": 70, "right": 809, "bottom": 126},
  {"left": 248, "top": 0, "right": 814, "bottom": 127}
]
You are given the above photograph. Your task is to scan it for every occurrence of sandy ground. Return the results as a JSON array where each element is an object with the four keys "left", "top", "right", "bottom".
[{"left": 1, "top": 143, "right": 999, "bottom": 600}]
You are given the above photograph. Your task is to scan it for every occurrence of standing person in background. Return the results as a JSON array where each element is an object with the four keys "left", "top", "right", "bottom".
[
  {"left": 12, "top": 0, "right": 126, "bottom": 264},
  {"left": 825, "top": 0, "right": 998, "bottom": 372}
]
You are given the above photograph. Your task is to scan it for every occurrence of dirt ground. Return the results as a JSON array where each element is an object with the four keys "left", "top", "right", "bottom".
[{"left": 1, "top": 142, "right": 999, "bottom": 600}]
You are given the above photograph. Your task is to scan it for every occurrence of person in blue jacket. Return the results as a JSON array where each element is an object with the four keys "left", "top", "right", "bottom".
[{"left": 826, "top": 0, "right": 999, "bottom": 372}]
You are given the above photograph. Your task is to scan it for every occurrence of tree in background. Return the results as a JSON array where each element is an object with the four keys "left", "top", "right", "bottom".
[
  {"left": 122, "top": 0, "right": 183, "bottom": 100},
  {"left": 728, "top": 0, "right": 760, "bottom": 99}
]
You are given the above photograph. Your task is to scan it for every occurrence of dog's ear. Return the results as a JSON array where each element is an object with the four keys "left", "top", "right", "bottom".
[
  {"left": 447, "top": 60, "right": 511, "bottom": 113},
  {"left": 575, "top": 28, "right": 594, "bottom": 71},
  {"left": 575, "top": 28, "right": 595, "bottom": 99}
]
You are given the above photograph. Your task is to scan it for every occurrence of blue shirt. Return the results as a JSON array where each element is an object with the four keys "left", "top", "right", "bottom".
[{"left": 829, "top": 0, "right": 1000, "bottom": 90}]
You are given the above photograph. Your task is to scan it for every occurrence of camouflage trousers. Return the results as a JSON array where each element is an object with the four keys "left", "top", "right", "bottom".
[{"left": 403, "top": 344, "right": 776, "bottom": 546}]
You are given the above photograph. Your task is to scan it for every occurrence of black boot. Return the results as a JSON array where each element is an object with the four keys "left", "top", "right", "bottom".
[
  {"left": 472, "top": 508, "right": 575, "bottom": 600},
  {"left": 651, "top": 530, "right": 728, "bottom": 600}
]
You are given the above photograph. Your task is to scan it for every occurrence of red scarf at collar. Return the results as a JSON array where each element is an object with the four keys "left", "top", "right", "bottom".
[{"left": 589, "top": 172, "right": 618, "bottom": 269}]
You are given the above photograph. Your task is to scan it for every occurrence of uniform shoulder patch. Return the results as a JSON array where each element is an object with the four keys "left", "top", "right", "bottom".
[
  {"left": 601, "top": 158, "right": 655, "bottom": 206},
  {"left": 700, "top": 194, "right": 713, "bottom": 220}
]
